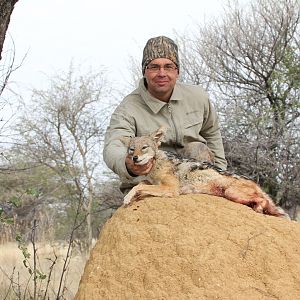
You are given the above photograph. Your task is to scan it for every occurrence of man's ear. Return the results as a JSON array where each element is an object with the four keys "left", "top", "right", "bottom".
[{"left": 119, "top": 136, "right": 131, "bottom": 147}]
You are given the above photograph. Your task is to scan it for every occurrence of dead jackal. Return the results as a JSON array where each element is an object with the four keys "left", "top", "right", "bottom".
[{"left": 121, "top": 127, "right": 289, "bottom": 219}]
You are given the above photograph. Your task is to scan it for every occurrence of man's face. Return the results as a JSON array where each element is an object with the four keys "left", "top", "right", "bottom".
[{"left": 144, "top": 58, "right": 179, "bottom": 102}]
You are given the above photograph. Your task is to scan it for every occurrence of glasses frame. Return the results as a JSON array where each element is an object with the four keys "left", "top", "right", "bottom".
[{"left": 146, "top": 63, "right": 178, "bottom": 73}]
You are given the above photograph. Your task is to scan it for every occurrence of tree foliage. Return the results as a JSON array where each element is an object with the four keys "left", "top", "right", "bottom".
[
  {"left": 177, "top": 0, "right": 300, "bottom": 217},
  {"left": 14, "top": 65, "right": 114, "bottom": 247}
]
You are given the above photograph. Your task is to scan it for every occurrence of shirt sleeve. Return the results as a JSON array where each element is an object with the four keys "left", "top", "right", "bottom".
[
  {"left": 103, "top": 107, "right": 137, "bottom": 180},
  {"left": 200, "top": 100, "right": 227, "bottom": 170}
]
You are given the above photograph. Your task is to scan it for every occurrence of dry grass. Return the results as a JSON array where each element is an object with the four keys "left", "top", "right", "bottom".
[{"left": 0, "top": 241, "right": 88, "bottom": 300}]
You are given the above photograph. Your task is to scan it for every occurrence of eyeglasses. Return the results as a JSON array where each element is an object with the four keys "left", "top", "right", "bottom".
[{"left": 146, "top": 63, "right": 178, "bottom": 73}]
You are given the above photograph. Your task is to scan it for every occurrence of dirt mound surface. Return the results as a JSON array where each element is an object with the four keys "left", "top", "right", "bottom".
[{"left": 75, "top": 195, "right": 300, "bottom": 300}]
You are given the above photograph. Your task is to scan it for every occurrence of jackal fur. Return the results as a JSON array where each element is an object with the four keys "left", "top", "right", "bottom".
[{"left": 121, "top": 127, "right": 289, "bottom": 218}]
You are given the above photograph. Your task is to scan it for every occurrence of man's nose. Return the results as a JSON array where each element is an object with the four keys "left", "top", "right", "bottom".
[{"left": 157, "top": 67, "right": 167, "bottom": 75}]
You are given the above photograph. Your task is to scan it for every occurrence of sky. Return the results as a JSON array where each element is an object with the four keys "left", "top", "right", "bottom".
[{"left": 2, "top": 0, "right": 233, "bottom": 102}]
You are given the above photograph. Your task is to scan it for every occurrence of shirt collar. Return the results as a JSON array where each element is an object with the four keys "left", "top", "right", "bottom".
[{"left": 138, "top": 79, "right": 183, "bottom": 114}]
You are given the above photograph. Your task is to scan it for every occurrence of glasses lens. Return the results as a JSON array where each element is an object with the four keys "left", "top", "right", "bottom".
[{"left": 147, "top": 64, "right": 177, "bottom": 72}]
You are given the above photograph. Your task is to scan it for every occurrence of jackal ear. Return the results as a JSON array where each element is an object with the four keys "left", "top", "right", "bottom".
[
  {"left": 151, "top": 126, "right": 167, "bottom": 145},
  {"left": 119, "top": 136, "right": 131, "bottom": 146}
]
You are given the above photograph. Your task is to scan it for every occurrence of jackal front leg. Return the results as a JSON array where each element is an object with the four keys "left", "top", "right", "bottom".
[
  {"left": 123, "top": 180, "right": 180, "bottom": 205},
  {"left": 123, "top": 181, "right": 151, "bottom": 205}
]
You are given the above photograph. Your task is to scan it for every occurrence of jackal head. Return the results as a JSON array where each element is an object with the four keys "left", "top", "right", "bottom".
[{"left": 121, "top": 126, "right": 167, "bottom": 165}]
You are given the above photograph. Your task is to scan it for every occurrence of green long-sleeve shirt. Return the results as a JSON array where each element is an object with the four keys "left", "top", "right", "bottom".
[{"left": 103, "top": 79, "right": 227, "bottom": 190}]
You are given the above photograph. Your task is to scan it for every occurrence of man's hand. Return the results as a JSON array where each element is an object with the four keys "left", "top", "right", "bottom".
[{"left": 125, "top": 156, "right": 154, "bottom": 176}]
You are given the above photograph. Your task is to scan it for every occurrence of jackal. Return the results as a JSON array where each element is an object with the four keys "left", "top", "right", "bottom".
[{"left": 121, "top": 127, "right": 289, "bottom": 218}]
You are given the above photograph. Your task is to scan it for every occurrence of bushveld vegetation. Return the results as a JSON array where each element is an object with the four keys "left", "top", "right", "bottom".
[{"left": 0, "top": 0, "right": 299, "bottom": 298}]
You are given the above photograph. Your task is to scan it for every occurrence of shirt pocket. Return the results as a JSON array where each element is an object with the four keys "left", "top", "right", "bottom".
[
  {"left": 183, "top": 116, "right": 204, "bottom": 143},
  {"left": 185, "top": 112, "right": 203, "bottom": 129}
]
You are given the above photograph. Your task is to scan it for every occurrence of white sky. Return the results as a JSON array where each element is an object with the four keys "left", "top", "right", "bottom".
[{"left": 4, "top": 0, "right": 234, "bottom": 100}]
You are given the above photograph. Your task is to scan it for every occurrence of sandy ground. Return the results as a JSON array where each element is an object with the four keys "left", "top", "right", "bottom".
[{"left": 75, "top": 194, "right": 300, "bottom": 300}]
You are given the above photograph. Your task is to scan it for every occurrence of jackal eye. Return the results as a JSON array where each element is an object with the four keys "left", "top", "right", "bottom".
[
  {"left": 142, "top": 145, "right": 149, "bottom": 151},
  {"left": 128, "top": 147, "right": 134, "bottom": 154}
]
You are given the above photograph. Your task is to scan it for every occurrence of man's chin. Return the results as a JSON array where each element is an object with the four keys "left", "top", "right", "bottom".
[{"left": 155, "top": 83, "right": 170, "bottom": 90}]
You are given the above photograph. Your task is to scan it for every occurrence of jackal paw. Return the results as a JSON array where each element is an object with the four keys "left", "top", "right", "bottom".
[
  {"left": 123, "top": 192, "right": 139, "bottom": 205},
  {"left": 124, "top": 192, "right": 143, "bottom": 206},
  {"left": 123, "top": 194, "right": 133, "bottom": 205}
]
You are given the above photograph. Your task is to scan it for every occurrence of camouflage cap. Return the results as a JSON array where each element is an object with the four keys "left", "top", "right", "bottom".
[{"left": 142, "top": 36, "right": 179, "bottom": 75}]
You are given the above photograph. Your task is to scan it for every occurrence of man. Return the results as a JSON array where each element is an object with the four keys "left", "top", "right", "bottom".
[{"left": 103, "top": 36, "right": 227, "bottom": 192}]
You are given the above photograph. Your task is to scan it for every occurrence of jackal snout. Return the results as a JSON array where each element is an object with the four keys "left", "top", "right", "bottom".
[
  {"left": 129, "top": 145, "right": 156, "bottom": 165},
  {"left": 132, "top": 155, "right": 139, "bottom": 163},
  {"left": 121, "top": 127, "right": 167, "bottom": 165}
]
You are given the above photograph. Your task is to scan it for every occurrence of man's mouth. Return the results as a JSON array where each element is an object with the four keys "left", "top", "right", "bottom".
[{"left": 156, "top": 80, "right": 169, "bottom": 86}]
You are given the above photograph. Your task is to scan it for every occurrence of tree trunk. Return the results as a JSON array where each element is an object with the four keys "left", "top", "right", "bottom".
[
  {"left": 0, "top": 0, "right": 18, "bottom": 60},
  {"left": 86, "top": 188, "right": 94, "bottom": 251}
]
